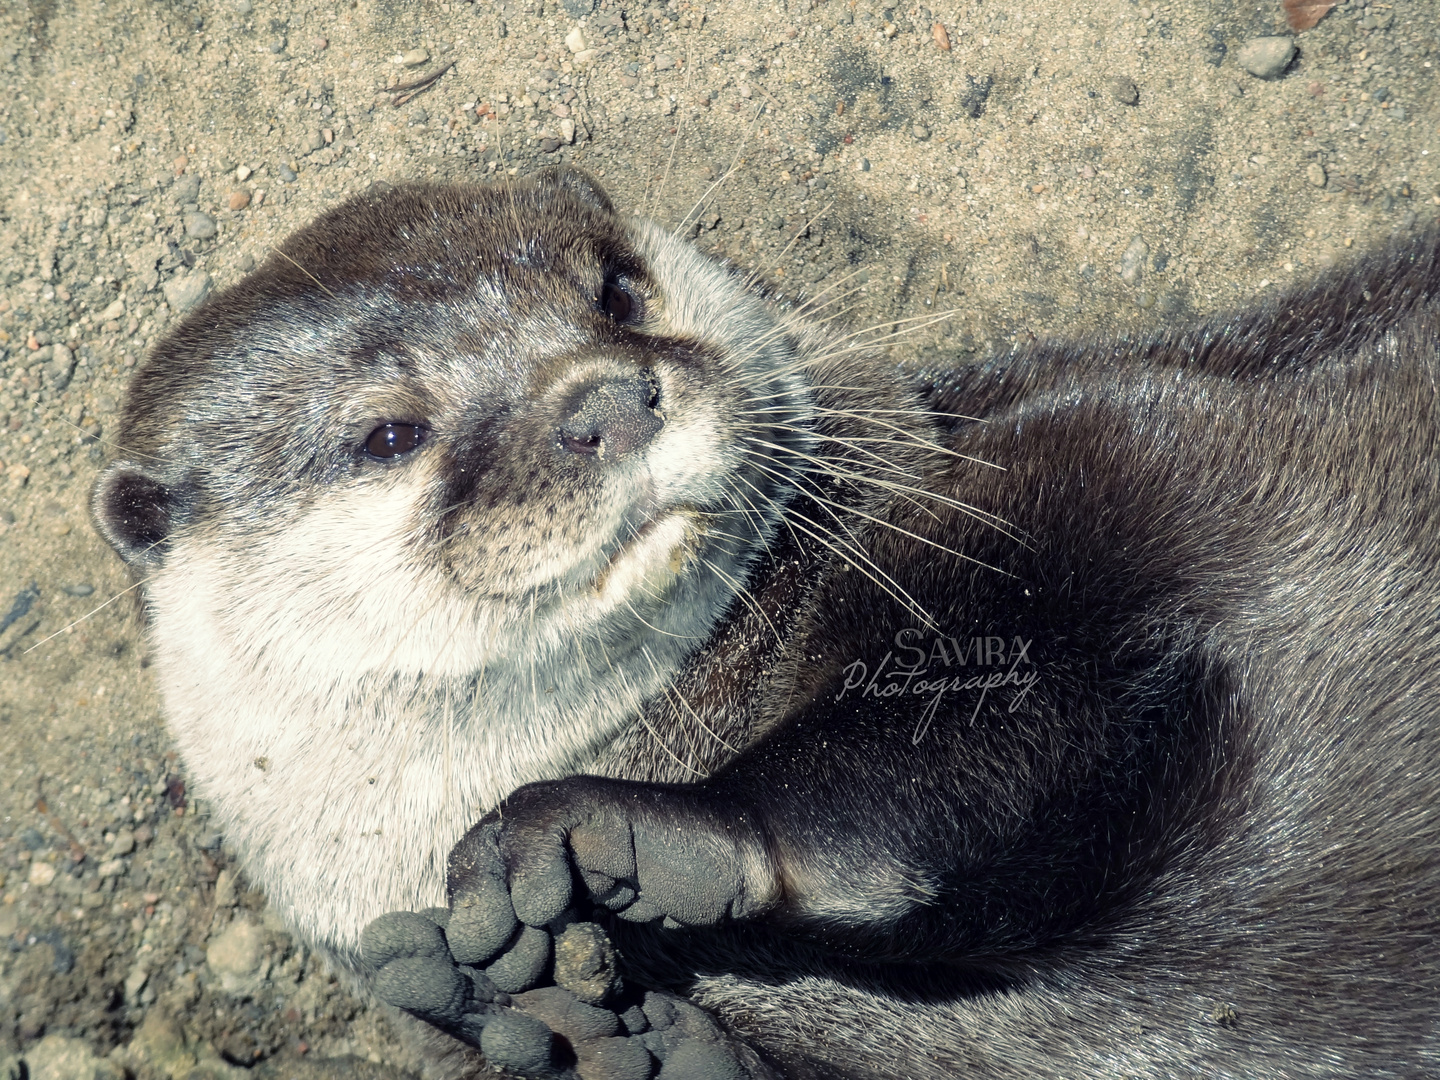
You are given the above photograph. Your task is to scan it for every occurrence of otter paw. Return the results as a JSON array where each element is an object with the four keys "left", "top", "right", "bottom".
[
  {"left": 362, "top": 909, "right": 575, "bottom": 1077},
  {"left": 447, "top": 777, "right": 771, "bottom": 933},
  {"left": 364, "top": 910, "right": 761, "bottom": 1079},
  {"left": 516, "top": 986, "right": 758, "bottom": 1080},
  {"left": 360, "top": 909, "right": 506, "bottom": 1047}
]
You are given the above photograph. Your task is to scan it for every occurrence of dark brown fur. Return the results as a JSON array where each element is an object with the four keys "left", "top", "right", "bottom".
[{"left": 434, "top": 225, "right": 1440, "bottom": 1078}]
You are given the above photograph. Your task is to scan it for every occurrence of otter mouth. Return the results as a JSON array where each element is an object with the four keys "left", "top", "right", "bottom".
[{"left": 591, "top": 507, "right": 706, "bottom": 602}]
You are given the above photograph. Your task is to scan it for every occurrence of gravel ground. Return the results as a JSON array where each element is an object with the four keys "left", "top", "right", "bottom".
[{"left": 1, "top": 1, "right": 1437, "bottom": 1078}]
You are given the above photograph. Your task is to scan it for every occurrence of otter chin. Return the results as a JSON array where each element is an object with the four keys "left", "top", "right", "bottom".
[
  {"left": 592, "top": 508, "right": 705, "bottom": 601},
  {"left": 95, "top": 168, "right": 1440, "bottom": 1080}
]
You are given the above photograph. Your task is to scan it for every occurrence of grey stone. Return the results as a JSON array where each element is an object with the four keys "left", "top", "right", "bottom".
[
  {"left": 47, "top": 343, "right": 76, "bottom": 389},
  {"left": 184, "top": 211, "right": 217, "bottom": 239},
  {"left": 23, "top": 1036, "right": 124, "bottom": 1080},
  {"left": 206, "top": 916, "right": 269, "bottom": 996},
  {"left": 1237, "top": 37, "right": 1295, "bottom": 80},
  {"left": 1120, "top": 236, "right": 1148, "bottom": 286},
  {"left": 172, "top": 174, "right": 200, "bottom": 204},
  {"left": 163, "top": 271, "right": 213, "bottom": 314}
]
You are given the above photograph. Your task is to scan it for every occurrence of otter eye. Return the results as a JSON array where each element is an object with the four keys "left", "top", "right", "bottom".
[
  {"left": 363, "top": 423, "right": 427, "bottom": 460},
  {"left": 599, "top": 279, "right": 637, "bottom": 323}
]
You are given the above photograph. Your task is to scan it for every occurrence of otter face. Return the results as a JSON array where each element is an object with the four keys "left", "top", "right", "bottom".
[
  {"left": 93, "top": 170, "right": 813, "bottom": 687},
  {"left": 89, "top": 169, "right": 822, "bottom": 957}
]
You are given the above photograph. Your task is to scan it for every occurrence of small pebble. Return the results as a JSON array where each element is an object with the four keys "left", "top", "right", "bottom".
[
  {"left": 235, "top": 164, "right": 252, "bottom": 182},
  {"left": 1306, "top": 162, "right": 1327, "bottom": 187},
  {"left": 28, "top": 862, "right": 56, "bottom": 888},
  {"left": 303, "top": 130, "right": 325, "bottom": 153},
  {"left": 1108, "top": 77, "right": 1139, "bottom": 106},
  {"left": 228, "top": 191, "right": 252, "bottom": 211},
  {"left": 163, "top": 271, "right": 214, "bottom": 315},
  {"left": 1237, "top": 37, "right": 1295, "bottom": 80},
  {"left": 912, "top": 124, "right": 930, "bottom": 140},
  {"left": 184, "top": 212, "right": 217, "bottom": 240},
  {"left": 857, "top": 157, "right": 870, "bottom": 172},
  {"left": 655, "top": 54, "right": 675, "bottom": 71},
  {"left": 173, "top": 174, "right": 201, "bottom": 204},
  {"left": 62, "top": 584, "right": 95, "bottom": 597},
  {"left": 565, "top": 27, "right": 589, "bottom": 54},
  {"left": 1120, "top": 235, "right": 1148, "bottom": 286},
  {"left": 278, "top": 163, "right": 298, "bottom": 183},
  {"left": 401, "top": 47, "right": 430, "bottom": 67},
  {"left": 269, "top": 37, "right": 286, "bottom": 54}
]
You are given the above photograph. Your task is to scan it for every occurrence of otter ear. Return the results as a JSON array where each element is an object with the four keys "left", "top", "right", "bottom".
[
  {"left": 533, "top": 167, "right": 615, "bottom": 214},
  {"left": 92, "top": 461, "right": 177, "bottom": 570}
]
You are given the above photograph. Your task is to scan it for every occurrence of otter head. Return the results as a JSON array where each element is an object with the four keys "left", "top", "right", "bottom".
[{"left": 92, "top": 168, "right": 815, "bottom": 690}]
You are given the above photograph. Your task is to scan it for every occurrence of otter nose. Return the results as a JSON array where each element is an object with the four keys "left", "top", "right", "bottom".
[{"left": 558, "top": 374, "right": 664, "bottom": 459}]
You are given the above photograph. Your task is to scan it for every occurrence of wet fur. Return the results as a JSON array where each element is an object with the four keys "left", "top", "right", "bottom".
[{"left": 94, "top": 170, "right": 1440, "bottom": 1078}]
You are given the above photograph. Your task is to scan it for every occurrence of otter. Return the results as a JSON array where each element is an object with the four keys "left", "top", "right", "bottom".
[{"left": 93, "top": 169, "right": 1440, "bottom": 1080}]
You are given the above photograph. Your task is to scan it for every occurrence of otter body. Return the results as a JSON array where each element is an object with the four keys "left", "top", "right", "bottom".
[{"left": 95, "top": 172, "right": 1440, "bottom": 1079}]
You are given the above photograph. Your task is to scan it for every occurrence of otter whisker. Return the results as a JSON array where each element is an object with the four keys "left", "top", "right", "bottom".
[
  {"left": 740, "top": 418, "right": 1011, "bottom": 482},
  {"left": 673, "top": 102, "right": 766, "bottom": 239},
  {"left": 726, "top": 467, "right": 938, "bottom": 626},
  {"left": 808, "top": 404, "right": 989, "bottom": 424},
  {"left": 650, "top": 658, "right": 741, "bottom": 759},
  {"left": 739, "top": 441, "right": 1022, "bottom": 542},
  {"left": 22, "top": 575, "right": 150, "bottom": 655},
  {"left": 753, "top": 201, "right": 836, "bottom": 281},
  {"left": 696, "top": 553, "right": 784, "bottom": 649},
  {"left": 271, "top": 246, "right": 338, "bottom": 299},
  {"left": 612, "top": 650, "right": 707, "bottom": 779},
  {"left": 741, "top": 450, "right": 1006, "bottom": 573},
  {"left": 56, "top": 418, "right": 180, "bottom": 467}
]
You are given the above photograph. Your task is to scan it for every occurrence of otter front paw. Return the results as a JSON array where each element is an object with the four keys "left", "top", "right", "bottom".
[{"left": 448, "top": 776, "right": 776, "bottom": 932}]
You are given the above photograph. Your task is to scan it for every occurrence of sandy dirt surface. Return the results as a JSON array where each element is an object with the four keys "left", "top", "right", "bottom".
[{"left": 1, "top": 0, "right": 1436, "bottom": 1078}]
